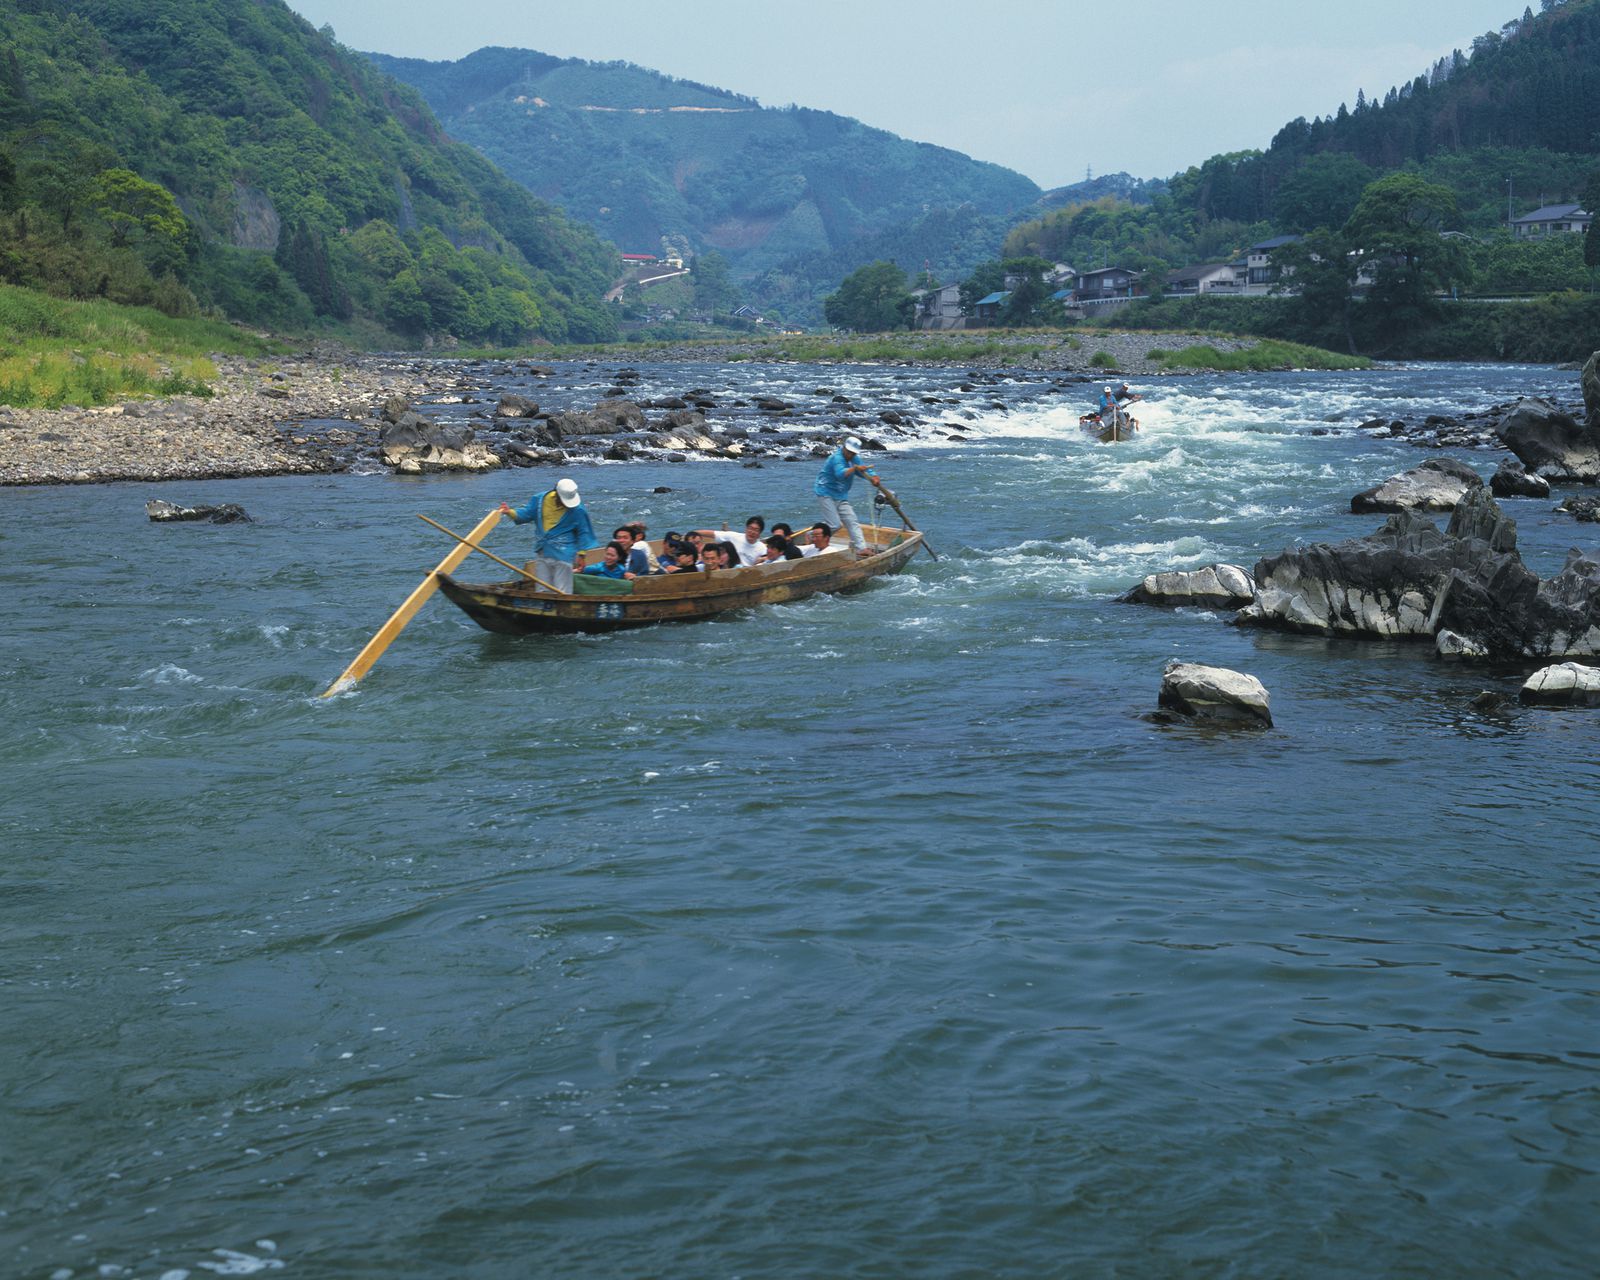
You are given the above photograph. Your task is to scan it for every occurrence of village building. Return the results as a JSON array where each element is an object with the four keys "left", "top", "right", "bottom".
[
  {"left": 1510, "top": 204, "right": 1593, "bottom": 239},
  {"left": 913, "top": 282, "right": 965, "bottom": 330}
]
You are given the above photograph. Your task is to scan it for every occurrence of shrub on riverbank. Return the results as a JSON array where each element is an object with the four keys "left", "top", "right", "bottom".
[{"left": 0, "top": 284, "right": 276, "bottom": 408}]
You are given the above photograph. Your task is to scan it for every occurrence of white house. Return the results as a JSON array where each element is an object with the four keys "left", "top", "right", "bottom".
[{"left": 1511, "top": 204, "right": 1593, "bottom": 239}]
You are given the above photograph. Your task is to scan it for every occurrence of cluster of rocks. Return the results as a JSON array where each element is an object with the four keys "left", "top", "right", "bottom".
[{"left": 1359, "top": 350, "right": 1600, "bottom": 457}]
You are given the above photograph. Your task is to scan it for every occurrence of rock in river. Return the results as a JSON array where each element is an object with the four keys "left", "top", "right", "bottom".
[
  {"left": 1496, "top": 397, "right": 1600, "bottom": 482},
  {"left": 1158, "top": 661, "right": 1273, "bottom": 728},
  {"left": 1520, "top": 662, "right": 1600, "bottom": 707},
  {"left": 1123, "top": 564, "right": 1256, "bottom": 609},
  {"left": 146, "top": 499, "right": 252, "bottom": 523},
  {"left": 1489, "top": 458, "right": 1551, "bottom": 499},
  {"left": 379, "top": 414, "right": 498, "bottom": 472},
  {"left": 1238, "top": 487, "right": 1600, "bottom": 661},
  {"left": 1350, "top": 456, "right": 1482, "bottom": 514}
]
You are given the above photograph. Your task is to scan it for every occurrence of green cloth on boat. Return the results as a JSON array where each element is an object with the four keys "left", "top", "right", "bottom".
[{"left": 571, "top": 575, "right": 635, "bottom": 597}]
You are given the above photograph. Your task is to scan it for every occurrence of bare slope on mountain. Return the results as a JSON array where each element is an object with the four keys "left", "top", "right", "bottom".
[{"left": 368, "top": 47, "right": 1040, "bottom": 283}]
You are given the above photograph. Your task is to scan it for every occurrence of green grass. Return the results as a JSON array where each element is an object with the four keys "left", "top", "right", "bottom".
[
  {"left": 1145, "top": 339, "right": 1371, "bottom": 372},
  {"left": 0, "top": 284, "right": 278, "bottom": 408},
  {"left": 1088, "top": 350, "right": 1118, "bottom": 368}
]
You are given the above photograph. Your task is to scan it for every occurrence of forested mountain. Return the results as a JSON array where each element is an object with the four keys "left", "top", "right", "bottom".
[
  {"left": 998, "top": 0, "right": 1600, "bottom": 299},
  {"left": 368, "top": 47, "right": 1041, "bottom": 319},
  {"left": 0, "top": 0, "right": 620, "bottom": 342}
]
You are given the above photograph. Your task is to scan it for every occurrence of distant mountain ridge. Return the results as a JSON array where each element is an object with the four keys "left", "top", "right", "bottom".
[{"left": 368, "top": 47, "right": 1042, "bottom": 314}]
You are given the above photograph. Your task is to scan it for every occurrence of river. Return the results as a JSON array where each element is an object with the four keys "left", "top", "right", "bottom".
[{"left": 3, "top": 359, "right": 1596, "bottom": 1279}]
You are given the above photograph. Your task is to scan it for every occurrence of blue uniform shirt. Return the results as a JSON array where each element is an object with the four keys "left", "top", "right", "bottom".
[
  {"left": 814, "top": 448, "right": 866, "bottom": 500},
  {"left": 509, "top": 491, "right": 600, "bottom": 560}
]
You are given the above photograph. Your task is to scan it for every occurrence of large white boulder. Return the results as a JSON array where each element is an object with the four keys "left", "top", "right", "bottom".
[
  {"left": 1519, "top": 662, "right": 1600, "bottom": 707},
  {"left": 1159, "top": 661, "right": 1273, "bottom": 728}
]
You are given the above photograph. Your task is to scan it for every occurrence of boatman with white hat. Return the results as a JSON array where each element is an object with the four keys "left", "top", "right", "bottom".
[
  {"left": 813, "top": 435, "right": 881, "bottom": 558},
  {"left": 500, "top": 477, "right": 600, "bottom": 593}
]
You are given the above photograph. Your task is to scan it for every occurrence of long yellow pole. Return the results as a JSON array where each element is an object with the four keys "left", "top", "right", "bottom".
[
  {"left": 320, "top": 507, "right": 505, "bottom": 698},
  {"left": 415, "top": 514, "right": 563, "bottom": 591}
]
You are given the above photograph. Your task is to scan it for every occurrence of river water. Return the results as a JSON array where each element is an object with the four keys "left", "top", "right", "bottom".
[{"left": 3, "top": 360, "right": 1597, "bottom": 1279}]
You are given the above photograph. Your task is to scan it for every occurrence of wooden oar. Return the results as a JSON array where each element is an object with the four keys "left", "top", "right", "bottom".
[
  {"left": 870, "top": 480, "right": 938, "bottom": 560},
  {"left": 320, "top": 507, "right": 504, "bottom": 698},
  {"left": 415, "top": 514, "right": 564, "bottom": 591}
]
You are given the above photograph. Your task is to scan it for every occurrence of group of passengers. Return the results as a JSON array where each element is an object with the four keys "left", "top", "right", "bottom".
[
  {"left": 578, "top": 516, "right": 844, "bottom": 580},
  {"left": 501, "top": 436, "right": 883, "bottom": 592}
]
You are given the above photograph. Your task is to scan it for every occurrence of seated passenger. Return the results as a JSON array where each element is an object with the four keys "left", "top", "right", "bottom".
[
  {"left": 659, "top": 541, "right": 700, "bottom": 573},
  {"left": 712, "top": 540, "right": 744, "bottom": 570},
  {"left": 761, "top": 534, "right": 803, "bottom": 561},
  {"left": 770, "top": 522, "right": 795, "bottom": 541},
  {"left": 799, "top": 522, "right": 842, "bottom": 557},
  {"left": 690, "top": 516, "right": 766, "bottom": 566},
  {"left": 579, "top": 541, "right": 634, "bottom": 579},
  {"left": 699, "top": 543, "right": 726, "bottom": 571},
  {"left": 612, "top": 525, "right": 653, "bottom": 576}
]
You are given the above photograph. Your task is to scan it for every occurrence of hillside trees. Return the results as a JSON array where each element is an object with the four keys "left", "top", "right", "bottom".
[
  {"left": 823, "top": 260, "right": 913, "bottom": 332},
  {"left": 1342, "top": 174, "right": 1467, "bottom": 337}
]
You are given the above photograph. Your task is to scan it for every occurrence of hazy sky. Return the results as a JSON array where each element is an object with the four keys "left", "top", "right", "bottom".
[{"left": 286, "top": 0, "right": 1527, "bottom": 188}]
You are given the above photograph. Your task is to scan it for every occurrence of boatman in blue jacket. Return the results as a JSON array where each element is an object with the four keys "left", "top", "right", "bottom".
[
  {"left": 500, "top": 477, "right": 600, "bottom": 593},
  {"left": 814, "top": 435, "right": 880, "bottom": 557}
]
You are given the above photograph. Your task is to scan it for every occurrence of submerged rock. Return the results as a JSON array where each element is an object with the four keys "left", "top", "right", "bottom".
[
  {"left": 1158, "top": 661, "right": 1273, "bottom": 728},
  {"left": 146, "top": 499, "right": 252, "bottom": 523},
  {"left": 1350, "top": 456, "right": 1482, "bottom": 514},
  {"left": 1123, "top": 563, "right": 1256, "bottom": 609},
  {"left": 1520, "top": 662, "right": 1600, "bottom": 707}
]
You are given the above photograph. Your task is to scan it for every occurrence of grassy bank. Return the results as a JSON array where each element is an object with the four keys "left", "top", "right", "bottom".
[
  {"left": 0, "top": 285, "right": 280, "bottom": 409},
  {"left": 1145, "top": 339, "right": 1371, "bottom": 371}
]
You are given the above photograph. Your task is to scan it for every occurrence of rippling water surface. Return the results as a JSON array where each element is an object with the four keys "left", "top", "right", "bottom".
[{"left": 4, "top": 361, "right": 1598, "bottom": 1278}]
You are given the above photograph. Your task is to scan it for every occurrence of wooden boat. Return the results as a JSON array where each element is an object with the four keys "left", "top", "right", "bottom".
[
  {"left": 1079, "top": 404, "right": 1139, "bottom": 442},
  {"left": 437, "top": 522, "right": 923, "bottom": 635}
]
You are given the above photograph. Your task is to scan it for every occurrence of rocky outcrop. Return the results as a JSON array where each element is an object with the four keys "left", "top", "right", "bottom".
[
  {"left": 1520, "top": 661, "right": 1600, "bottom": 707},
  {"left": 146, "top": 499, "right": 252, "bottom": 523},
  {"left": 1238, "top": 487, "right": 1600, "bottom": 661},
  {"left": 1350, "top": 457, "right": 1482, "bottom": 513},
  {"left": 494, "top": 393, "right": 539, "bottom": 419},
  {"left": 1496, "top": 397, "right": 1600, "bottom": 481},
  {"left": 1583, "top": 350, "right": 1600, "bottom": 430},
  {"left": 1123, "top": 564, "right": 1255, "bottom": 609},
  {"left": 378, "top": 413, "right": 498, "bottom": 472},
  {"left": 1158, "top": 661, "right": 1273, "bottom": 728},
  {"left": 1490, "top": 458, "right": 1551, "bottom": 499},
  {"left": 1556, "top": 495, "right": 1600, "bottom": 522}
]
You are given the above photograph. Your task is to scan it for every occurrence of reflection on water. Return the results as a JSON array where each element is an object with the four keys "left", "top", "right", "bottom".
[{"left": 2, "top": 361, "right": 1597, "bottom": 1278}]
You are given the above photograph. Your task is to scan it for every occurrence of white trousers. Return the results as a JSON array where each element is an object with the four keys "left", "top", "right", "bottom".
[{"left": 818, "top": 496, "right": 865, "bottom": 552}]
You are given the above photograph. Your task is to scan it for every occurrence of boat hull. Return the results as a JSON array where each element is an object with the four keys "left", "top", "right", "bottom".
[{"left": 437, "top": 526, "right": 923, "bottom": 635}]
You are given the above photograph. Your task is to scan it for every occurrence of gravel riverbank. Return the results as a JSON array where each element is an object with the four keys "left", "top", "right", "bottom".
[{"left": 0, "top": 331, "right": 1286, "bottom": 487}]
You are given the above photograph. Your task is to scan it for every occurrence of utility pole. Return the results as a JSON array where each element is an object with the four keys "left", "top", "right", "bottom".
[{"left": 1507, "top": 176, "right": 1514, "bottom": 229}]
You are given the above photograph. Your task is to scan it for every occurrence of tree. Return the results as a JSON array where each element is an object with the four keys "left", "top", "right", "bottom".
[
  {"left": 691, "top": 251, "right": 735, "bottom": 313},
  {"left": 823, "top": 260, "right": 913, "bottom": 332},
  {"left": 1343, "top": 174, "right": 1467, "bottom": 340},
  {"left": 1583, "top": 171, "right": 1600, "bottom": 271},
  {"left": 89, "top": 168, "right": 190, "bottom": 277},
  {"left": 1274, "top": 230, "right": 1361, "bottom": 353},
  {"left": 1273, "top": 154, "right": 1376, "bottom": 232}
]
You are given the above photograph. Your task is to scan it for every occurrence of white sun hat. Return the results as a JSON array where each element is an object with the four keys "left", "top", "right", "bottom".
[
  {"left": 843, "top": 436, "right": 863, "bottom": 453},
  {"left": 555, "top": 478, "right": 581, "bottom": 508}
]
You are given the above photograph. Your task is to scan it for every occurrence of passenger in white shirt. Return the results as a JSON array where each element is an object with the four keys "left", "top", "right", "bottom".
[
  {"left": 798, "top": 522, "right": 842, "bottom": 557},
  {"left": 691, "top": 516, "right": 766, "bottom": 567}
]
